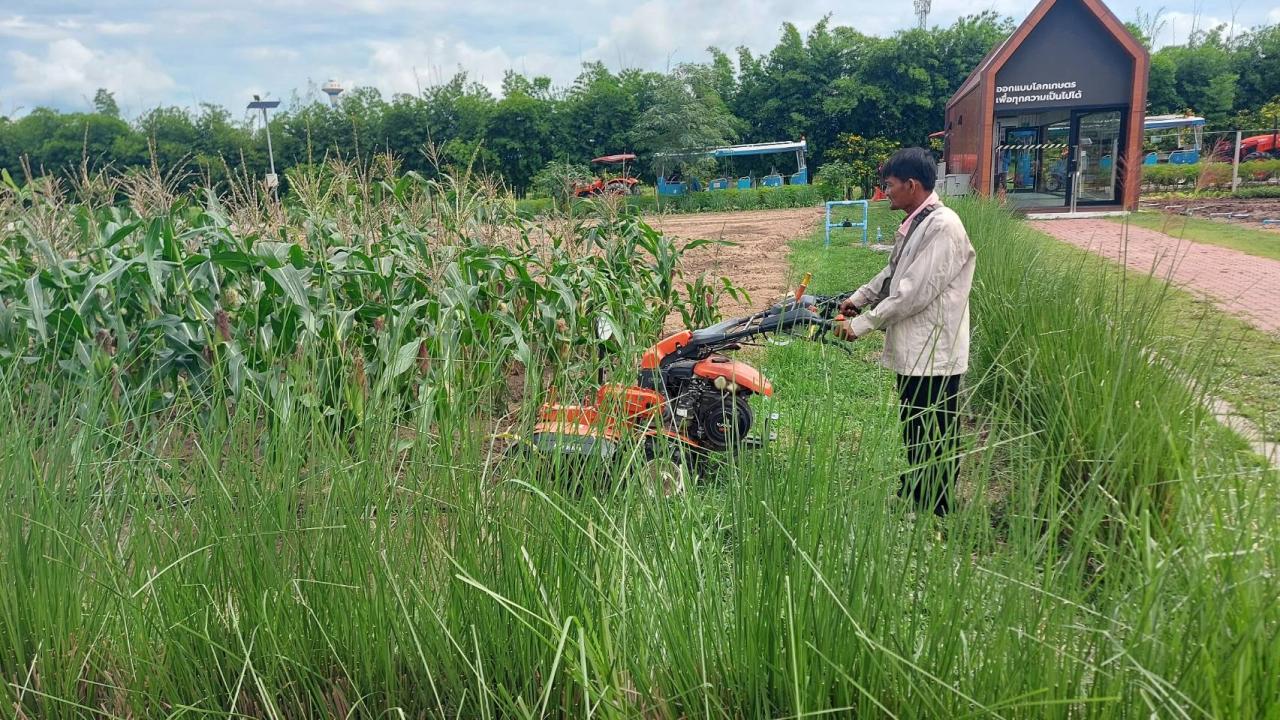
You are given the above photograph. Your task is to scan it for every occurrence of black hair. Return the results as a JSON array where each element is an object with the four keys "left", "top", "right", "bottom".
[{"left": 880, "top": 147, "right": 937, "bottom": 191}]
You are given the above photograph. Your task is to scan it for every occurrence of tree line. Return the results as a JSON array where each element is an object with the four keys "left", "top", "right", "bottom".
[{"left": 1, "top": 12, "right": 1277, "bottom": 196}]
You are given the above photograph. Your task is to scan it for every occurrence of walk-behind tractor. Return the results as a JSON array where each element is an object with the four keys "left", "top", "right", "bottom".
[
  {"left": 508, "top": 274, "right": 856, "bottom": 494},
  {"left": 572, "top": 153, "right": 641, "bottom": 197}
]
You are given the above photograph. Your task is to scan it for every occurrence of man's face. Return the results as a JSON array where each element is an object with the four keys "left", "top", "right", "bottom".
[{"left": 882, "top": 175, "right": 917, "bottom": 212}]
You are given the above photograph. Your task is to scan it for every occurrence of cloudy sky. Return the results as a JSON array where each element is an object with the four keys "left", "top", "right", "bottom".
[{"left": 2, "top": 0, "right": 1276, "bottom": 118}]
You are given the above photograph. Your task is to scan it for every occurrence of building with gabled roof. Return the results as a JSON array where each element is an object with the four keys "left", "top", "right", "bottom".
[{"left": 943, "top": 0, "right": 1149, "bottom": 211}]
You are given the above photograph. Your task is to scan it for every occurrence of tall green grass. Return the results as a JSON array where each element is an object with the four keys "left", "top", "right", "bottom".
[
  {"left": 779, "top": 199, "right": 1278, "bottom": 714},
  {"left": 1, "top": 181, "right": 1277, "bottom": 717}
]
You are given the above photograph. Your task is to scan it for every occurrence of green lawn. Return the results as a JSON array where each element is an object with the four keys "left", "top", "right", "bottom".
[
  {"left": 763, "top": 214, "right": 900, "bottom": 446},
  {"left": 1158, "top": 281, "right": 1280, "bottom": 443},
  {"left": 1115, "top": 211, "right": 1280, "bottom": 261}
]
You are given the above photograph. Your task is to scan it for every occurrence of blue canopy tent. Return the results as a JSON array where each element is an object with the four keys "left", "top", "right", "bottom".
[{"left": 655, "top": 140, "right": 808, "bottom": 196}]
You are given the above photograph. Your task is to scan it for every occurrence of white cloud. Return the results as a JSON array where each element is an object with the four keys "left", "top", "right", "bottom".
[
  {"left": 239, "top": 46, "right": 302, "bottom": 63},
  {"left": 364, "top": 36, "right": 560, "bottom": 95},
  {"left": 94, "top": 21, "right": 150, "bottom": 36},
  {"left": 572, "top": 0, "right": 1028, "bottom": 76},
  {"left": 296, "top": 0, "right": 1030, "bottom": 102},
  {"left": 0, "top": 15, "right": 65, "bottom": 40},
  {"left": 930, "top": 0, "right": 1029, "bottom": 25},
  {"left": 7, "top": 38, "right": 175, "bottom": 111},
  {"left": 267, "top": 0, "right": 446, "bottom": 11},
  {"left": 582, "top": 0, "right": 835, "bottom": 70},
  {"left": 1156, "top": 11, "right": 1230, "bottom": 46},
  {"left": 139, "top": 7, "right": 248, "bottom": 38},
  {"left": 0, "top": 14, "right": 149, "bottom": 39}
]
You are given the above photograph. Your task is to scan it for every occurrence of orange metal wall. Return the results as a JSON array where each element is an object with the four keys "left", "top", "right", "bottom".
[
  {"left": 1121, "top": 52, "right": 1149, "bottom": 209},
  {"left": 944, "top": 86, "right": 986, "bottom": 190}
]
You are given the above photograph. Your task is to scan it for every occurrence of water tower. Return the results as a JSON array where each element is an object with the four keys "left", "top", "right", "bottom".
[{"left": 321, "top": 79, "right": 343, "bottom": 107}]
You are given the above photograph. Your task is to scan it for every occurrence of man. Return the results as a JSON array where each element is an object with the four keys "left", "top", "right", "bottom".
[{"left": 833, "top": 147, "right": 975, "bottom": 516}]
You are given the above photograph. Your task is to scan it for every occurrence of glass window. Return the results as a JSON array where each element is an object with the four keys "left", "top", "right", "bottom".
[{"left": 1073, "top": 110, "right": 1123, "bottom": 204}]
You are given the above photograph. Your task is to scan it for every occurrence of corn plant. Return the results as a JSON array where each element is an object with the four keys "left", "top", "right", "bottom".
[{"left": 0, "top": 164, "right": 741, "bottom": 436}]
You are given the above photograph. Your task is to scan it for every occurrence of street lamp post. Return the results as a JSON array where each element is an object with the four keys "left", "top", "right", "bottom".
[{"left": 247, "top": 95, "right": 282, "bottom": 193}]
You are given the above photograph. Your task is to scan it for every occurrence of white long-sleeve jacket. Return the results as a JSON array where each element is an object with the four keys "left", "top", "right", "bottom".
[{"left": 846, "top": 198, "right": 975, "bottom": 377}]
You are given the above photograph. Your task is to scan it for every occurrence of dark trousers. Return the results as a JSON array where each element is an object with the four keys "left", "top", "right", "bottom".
[{"left": 896, "top": 373, "right": 962, "bottom": 516}]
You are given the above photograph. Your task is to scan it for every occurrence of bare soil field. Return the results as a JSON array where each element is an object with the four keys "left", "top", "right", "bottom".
[
  {"left": 1141, "top": 197, "right": 1280, "bottom": 231},
  {"left": 646, "top": 207, "right": 824, "bottom": 317}
]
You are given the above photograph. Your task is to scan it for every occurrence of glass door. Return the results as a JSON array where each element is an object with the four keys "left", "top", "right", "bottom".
[
  {"left": 1004, "top": 128, "right": 1039, "bottom": 193},
  {"left": 1068, "top": 109, "right": 1124, "bottom": 207},
  {"left": 1041, "top": 120, "right": 1071, "bottom": 200}
]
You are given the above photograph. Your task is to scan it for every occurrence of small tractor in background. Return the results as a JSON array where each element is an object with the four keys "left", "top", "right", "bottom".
[
  {"left": 1213, "top": 132, "right": 1280, "bottom": 162},
  {"left": 573, "top": 153, "right": 641, "bottom": 197}
]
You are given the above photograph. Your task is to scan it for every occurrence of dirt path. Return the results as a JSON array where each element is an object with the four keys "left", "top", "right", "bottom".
[
  {"left": 646, "top": 208, "right": 823, "bottom": 317},
  {"left": 1029, "top": 218, "right": 1280, "bottom": 336}
]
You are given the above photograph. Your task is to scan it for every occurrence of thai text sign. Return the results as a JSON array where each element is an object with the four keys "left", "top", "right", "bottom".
[{"left": 995, "top": 81, "right": 1084, "bottom": 106}]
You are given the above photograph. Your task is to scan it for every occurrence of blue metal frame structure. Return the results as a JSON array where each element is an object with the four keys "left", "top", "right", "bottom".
[
  {"left": 824, "top": 200, "right": 869, "bottom": 247},
  {"left": 1143, "top": 114, "right": 1206, "bottom": 163},
  {"left": 655, "top": 140, "right": 808, "bottom": 195}
]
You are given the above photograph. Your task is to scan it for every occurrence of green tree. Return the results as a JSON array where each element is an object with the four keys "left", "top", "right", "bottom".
[
  {"left": 409, "top": 72, "right": 497, "bottom": 173},
  {"left": 1228, "top": 95, "right": 1280, "bottom": 135},
  {"left": 120, "top": 106, "right": 201, "bottom": 173},
  {"left": 531, "top": 159, "right": 592, "bottom": 204},
  {"left": 1124, "top": 21, "right": 1149, "bottom": 48},
  {"left": 858, "top": 29, "right": 946, "bottom": 145},
  {"left": 827, "top": 133, "right": 900, "bottom": 197},
  {"left": 933, "top": 12, "right": 1015, "bottom": 90},
  {"left": 1155, "top": 27, "right": 1239, "bottom": 124},
  {"left": 380, "top": 95, "right": 433, "bottom": 173},
  {"left": 562, "top": 63, "right": 650, "bottom": 162},
  {"left": 1234, "top": 25, "right": 1280, "bottom": 118},
  {"left": 8, "top": 109, "right": 131, "bottom": 173},
  {"left": 733, "top": 19, "right": 863, "bottom": 169},
  {"left": 5, "top": 16, "right": 1280, "bottom": 195},
  {"left": 633, "top": 69, "right": 737, "bottom": 181},
  {"left": 814, "top": 159, "right": 861, "bottom": 199},
  {"left": 191, "top": 103, "right": 253, "bottom": 186},
  {"left": 486, "top": 74, "right": 561, "bottom": 193},
  {"left": 1147, "top": 53, "right": 1182, "bottom": 113},
  {"left": 93, "top": 88, "right": 120, "bottom": 118},
  {"left": 734, "top": 12, "right": 1006, "bottom": 171}
]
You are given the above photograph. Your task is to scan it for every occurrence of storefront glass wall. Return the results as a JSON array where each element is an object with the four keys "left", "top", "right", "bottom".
[
  {"left": 993, "top": 110, "right": 1071, "bottom": 208},
  {"left": 993, "top": 107, "right": 1125, "bottom": 209}
]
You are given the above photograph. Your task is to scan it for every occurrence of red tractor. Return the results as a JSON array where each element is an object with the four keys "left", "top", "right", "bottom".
[
  {"left": 1213, "top": 132, "right": 1280, "bottom": 162},
  {"left": 573, "top": 153, "right": 641, "bottom": 197}
]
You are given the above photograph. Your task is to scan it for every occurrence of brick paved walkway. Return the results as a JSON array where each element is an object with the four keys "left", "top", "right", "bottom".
[{"left": 1029, "top": 219, "right": 1280, "bottom": 336}]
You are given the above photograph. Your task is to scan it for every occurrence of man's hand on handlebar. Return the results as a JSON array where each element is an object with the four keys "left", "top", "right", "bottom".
[
  {"left": 838, "top": 296, "right": 860, "bottom": 317},
  {"left": 831, "top": 317, "right": 859, "bottom": 342}
]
